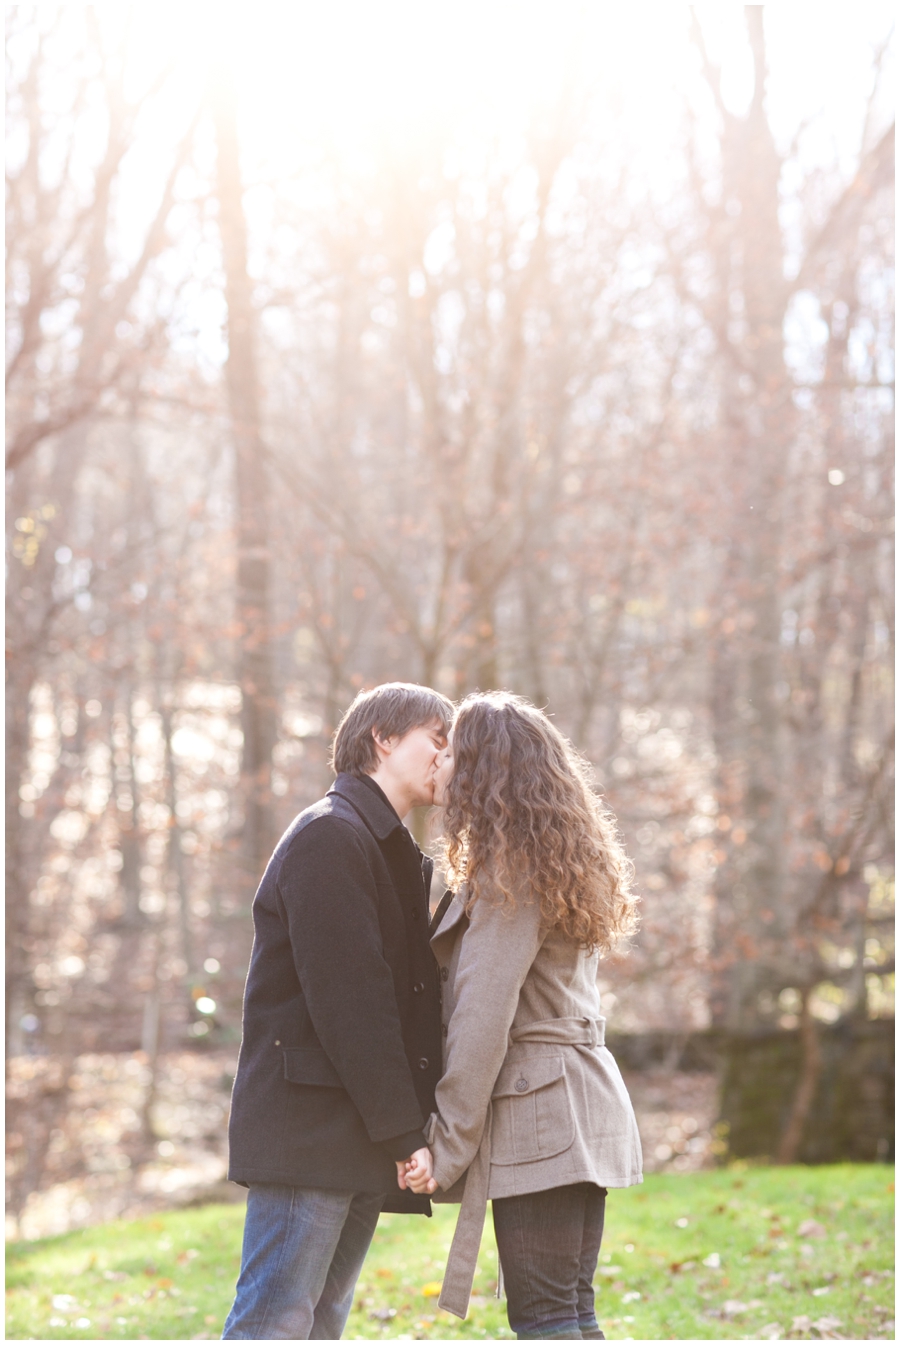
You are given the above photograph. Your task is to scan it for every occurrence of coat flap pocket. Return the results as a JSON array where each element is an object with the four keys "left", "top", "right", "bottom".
[
  {"left": 282, "top": 1046, "right": 343, "bottom": 1089},
  {"left": 492, "top": 1054, "right": 565, "bottom": 1099}
]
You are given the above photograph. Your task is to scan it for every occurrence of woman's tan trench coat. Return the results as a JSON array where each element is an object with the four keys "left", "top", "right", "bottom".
[{"left": 426, "top": 887, "right": 643, "bottom": 1319}]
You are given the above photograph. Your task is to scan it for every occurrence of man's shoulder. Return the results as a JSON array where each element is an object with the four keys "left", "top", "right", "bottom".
[
  {"left": 281, "top": 793, "right": 366, "bottom": 849},
  {"left": 272, "top": 796, "right": 384, "bottom": 900}
]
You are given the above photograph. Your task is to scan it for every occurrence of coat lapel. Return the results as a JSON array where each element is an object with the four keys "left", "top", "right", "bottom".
[{"left": 430, "top": 890, "right": 468, "bottom": 947}]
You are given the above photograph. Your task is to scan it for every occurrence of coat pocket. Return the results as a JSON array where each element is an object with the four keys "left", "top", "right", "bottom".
[
  {"left": 490, "top": 1055, "right": 575, "bottom": 1164},
  {"left": 282, "top": 1046, "right": 343, "bottom": 1089}
]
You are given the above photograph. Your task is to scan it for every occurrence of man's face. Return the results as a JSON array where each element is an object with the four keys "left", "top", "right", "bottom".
[
  {"left": 376, "top": 720, "right": 447, "bottom": 810},
  {"left": 432, "top": 730, "right": 454, "bottom": 808}
]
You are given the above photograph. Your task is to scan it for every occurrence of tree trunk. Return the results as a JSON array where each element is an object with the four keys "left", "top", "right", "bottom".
[
  {"left": 210, "top": 62, "right": 277, "bottom": 887},
  {"left": 775, "top": 988, "right": 823, "bottom": 1164},
  {"left": 5, "top": 664, "right": 31, "bottom": 1058},
  {"left": 160, "top": 698, "right": 191, "bottom": 975},
  {"left": 706, "top": 8, "right": 791, "bottom": 1030}
]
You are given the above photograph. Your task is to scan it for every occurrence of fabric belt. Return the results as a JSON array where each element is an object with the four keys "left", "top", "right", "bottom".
[
  {"left": 437, "top": 1015, "right": 606, "bottom": 1319},
  {"left": 510, "top": 1013, "right": 606, "bottom": 1051}
]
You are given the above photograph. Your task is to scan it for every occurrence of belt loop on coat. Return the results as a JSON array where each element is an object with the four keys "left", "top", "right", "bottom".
[{"left": 588, "top": 1015, "right": 606, "bottom": 1048}]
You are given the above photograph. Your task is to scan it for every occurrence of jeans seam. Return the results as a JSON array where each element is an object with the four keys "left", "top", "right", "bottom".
[
  {"left": 515, "top": 1197, "right": 539, "bottom": 1337},
  {"left": 253, "top": 1185, "right": 297, "bottom": 1338}
]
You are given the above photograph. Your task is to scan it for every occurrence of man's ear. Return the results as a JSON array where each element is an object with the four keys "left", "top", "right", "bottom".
[{"left": 372, "top": 727, "right": 393, "bottom": 760}]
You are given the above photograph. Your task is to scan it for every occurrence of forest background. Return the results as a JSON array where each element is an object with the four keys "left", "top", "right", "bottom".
[{"left": 6, "top": 2, "right": 894, "bottom": 1240}]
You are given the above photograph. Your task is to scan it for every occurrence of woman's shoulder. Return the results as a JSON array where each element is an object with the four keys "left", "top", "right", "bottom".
[{"left": 464, "top": 882, "right": 545, "bottom": 961}]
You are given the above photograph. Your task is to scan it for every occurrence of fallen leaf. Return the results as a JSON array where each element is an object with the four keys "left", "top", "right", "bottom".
[
  {"left": 722, "top": 1300, "right": 748, "bottom": 1316},
  {"left": 798, "top": 1219, "right": 827, "bottom": 1238},
  {"left": 375, "top": 1268, "right": 394, "bottom": 1279},
  {"left": 759, "top": 1325, "right": 783, "bottom": 1340},
  {"left": 812, "top": 1316, "right": 843, "bottom": 1338},
  {"left": 702, "top": 1252, "right": 721, "bottom": 1268},
  {"left": 421, "top": 1281, "right": 443, "bottom": 1297}
]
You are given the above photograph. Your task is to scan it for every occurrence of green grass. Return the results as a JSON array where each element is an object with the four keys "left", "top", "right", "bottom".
[{"left": 6, "top": 1166, "right": 894, "bottom": 1340}]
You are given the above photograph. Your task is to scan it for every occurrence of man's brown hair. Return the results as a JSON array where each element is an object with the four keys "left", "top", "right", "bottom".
[{"left": 331, "top": 682, "right": 454, "bottom": 778}]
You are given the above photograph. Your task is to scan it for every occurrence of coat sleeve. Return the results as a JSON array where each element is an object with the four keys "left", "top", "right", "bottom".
[
  {"left": 276, "top": 817, "right": 425, "bottom": 1156},
  {"left": 429, "top": 890, "right": 545, "bottom": 1190}
]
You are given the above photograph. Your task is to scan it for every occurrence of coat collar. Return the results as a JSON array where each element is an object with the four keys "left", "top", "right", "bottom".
[{"left": 328, "top": 772, "right": 405, "bottom": 842}]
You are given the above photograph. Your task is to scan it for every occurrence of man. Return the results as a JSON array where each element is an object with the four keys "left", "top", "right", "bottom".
[{"left": 222, "top": 682, "right": 453, "bottom": 1340}]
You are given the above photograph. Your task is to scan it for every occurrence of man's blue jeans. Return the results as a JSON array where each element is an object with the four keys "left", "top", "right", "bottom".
[{"left": 222, "top": 1184, "right": 384, "bottom": 1339}]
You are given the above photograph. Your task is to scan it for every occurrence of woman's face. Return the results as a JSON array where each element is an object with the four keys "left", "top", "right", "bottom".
[{"left": 432, "top": 730, "right": 455, "bottom": 807}]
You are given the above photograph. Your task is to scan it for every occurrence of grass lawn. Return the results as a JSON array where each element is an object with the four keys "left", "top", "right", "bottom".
[{"left": 6, "top": 1165, "right": 893, "bottom": 1340}]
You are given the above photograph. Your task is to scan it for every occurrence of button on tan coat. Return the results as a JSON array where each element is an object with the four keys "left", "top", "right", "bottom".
[{"left": 426, "top": 887, "right": 643, "bottom": 1319}]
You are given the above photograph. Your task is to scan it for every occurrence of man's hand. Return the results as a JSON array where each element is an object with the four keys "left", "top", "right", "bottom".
[{"left": 395, "top": 1146, "right": 436, "bottom": 1194}]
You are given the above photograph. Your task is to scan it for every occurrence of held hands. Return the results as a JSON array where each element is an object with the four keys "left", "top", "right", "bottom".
[{"left": 395, "top": 1145, "right": 437, "bottom": 1195}]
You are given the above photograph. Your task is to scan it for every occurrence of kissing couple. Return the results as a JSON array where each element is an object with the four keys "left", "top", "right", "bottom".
[{"left": 222, "top": 682, "right": 643, "bottom": 1340}]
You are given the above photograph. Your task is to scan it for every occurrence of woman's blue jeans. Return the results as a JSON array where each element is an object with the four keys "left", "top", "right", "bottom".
[
  {"left": 221, "top": 1183, "right": 384, "bottom": 1339},
  {"left": 492, "top": 1182, "right": 608, "bottom": 1340}
]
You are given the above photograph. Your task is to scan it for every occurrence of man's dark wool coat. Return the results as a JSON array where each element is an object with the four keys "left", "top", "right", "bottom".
[{"left": 227, "top": 773, "right": 442, "bottom": 1213}]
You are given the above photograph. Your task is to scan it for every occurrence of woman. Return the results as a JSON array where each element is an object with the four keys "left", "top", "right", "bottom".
[{"left": 405, "top": 692, "right": 642, "bottom": 1341}]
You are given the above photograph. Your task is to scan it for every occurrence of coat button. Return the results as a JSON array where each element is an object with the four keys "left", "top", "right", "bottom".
[
  {"left": 413, "top": 982, "right": 425, "bottom": 994},
  {"left": 440, "top": 966, "right": 449, "bottom": 981},
  {"left": 417, "top": 1057, "right": 429, "bottom": 1070},
  {"left": 515, "top": 1078, "right": 528, "bottom": 1092},
  {"left": 274, "top": 1040, "right": 281, "bottom": 1046}
]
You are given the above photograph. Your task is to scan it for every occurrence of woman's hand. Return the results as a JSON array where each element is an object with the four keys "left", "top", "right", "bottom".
[{"left": 398, "top": 1145, "right": 437, "bottom": 1194}]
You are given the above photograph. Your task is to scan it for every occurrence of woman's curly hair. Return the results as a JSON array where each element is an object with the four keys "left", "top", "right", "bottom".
[{"left": 443, "top": 692, "right": 638, "bottom": 955}]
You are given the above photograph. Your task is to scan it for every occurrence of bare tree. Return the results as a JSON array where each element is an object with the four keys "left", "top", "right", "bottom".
[{"left": 209, "top": 59, "right": 278, "bottom": 884}]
